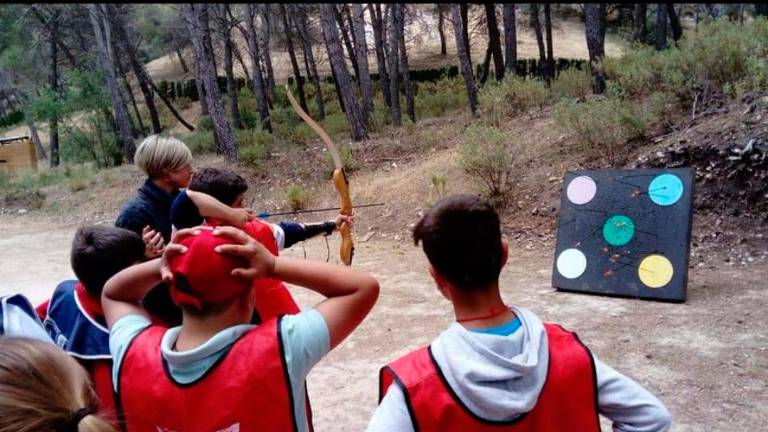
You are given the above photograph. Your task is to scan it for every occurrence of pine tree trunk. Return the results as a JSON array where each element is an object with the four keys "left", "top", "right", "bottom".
[
  {"left": 294, "top": 4, "right": 325, "bottom": 119},
  {"left": 396, "top": 4, "right": 415, "bottom": 123},
  {"left": 222, "top": 5, "right": 241, "bottom": 130},
  {"left": 175, "top": 48, "right": 189, "bottom": 73},
  {"left": 181, "top": 4, "right": 238, "bottom": 161},
  {"left": 634, "top": 3, "right": 647, "bottom": 42},
  {"left": 667, "top": 3, "right": 683, "bottom": 42},
  {"left": 451, "top": 4, "right": 479, "bottom": 116},
  {"left": 503, "top": 4, "right": 517, "bottom": 74},
  {"left": 49, "top": 10, "right": 60, "bottom": 167},
  {"left": 147, "top": 79, "right": 196, "bottom": 131},
  {"left": 245, "top": 3, "right": 272, "bottom": 132},
  {"left": 530, "top": 4, "right": 546, "bottom": 80},
  {"left": 370, "top": 4, "right": 391, "bottom": 107},
  {"left": 121, "top": 69, "right": 146, "bottom": 136},
  {"left": 109, "top": 5, "right": 161, "bottom": 134},
  {"left": 352, "top": 3, "right": 374, "bottom": 119},
  {"left": 386, "top": 4, "right": 402, "bottom": 126},
  {"left": 334, "top": 5, "right": 360, "bottom": 80},
  {"left": 231, "top": 42, "right": 251, "bottom": 83},
  {"left": 281, "top": 4, "right": 308, "bottom": 114},
  {"left": 259, "top": 4, "right": 276, "bottom": 99},
  {"left": 196, "top": 62, "right": 209, "bottom": 115},
  {"left": 656, "top": 4, "right": 668, "bottom": 50},
  {"left": 584, "top": 3, "right": 607, "bottom": 94},
  {"left": 437, "top": 4, "right": 447, "bottom": 56},
  {"left": 89, "top": 4, "right": 135, "bottom": 162},
  {"left": 479, "top": 47, "right": 493, "bottom": 86},
  {"left": 485, "top": 3, "right": 505, "bottom": 81},
  {"left": 460, "top": 3, "right": 472, "bottom": 67},
  {"left": 319, "top": 3, "right": 368, "bottom": 140},
  {"left": 544, "top": 4, "right": 554, "bottom": 81}
]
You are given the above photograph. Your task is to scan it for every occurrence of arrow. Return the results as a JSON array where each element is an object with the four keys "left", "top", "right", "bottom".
[{"left": 257, "top": 203, "right": 385, "bottom": 218}]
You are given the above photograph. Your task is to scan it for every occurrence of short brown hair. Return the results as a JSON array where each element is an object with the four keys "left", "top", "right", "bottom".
[
  {"left": 71, "top": 226, "right": 145, "bottom": 297},
  {"left": 188, "top": 167, "right": 248, "bottom": 206},
  {"left": 0, "top": 337, "right": 114, "bottom": 432},
  {"left": 412, "top": 194, "right": 503, "bottom": 291}
]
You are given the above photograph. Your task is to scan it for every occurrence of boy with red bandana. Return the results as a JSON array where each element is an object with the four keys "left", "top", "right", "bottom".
[
  {"left": 38, "top": 226, "right": 145, "bottom": 423},
  {"left": 369, "top": 194, "right": 671, "bottom": 432},
  {"left": 103, "top": 226, "right": 378, "bottom": 431}
]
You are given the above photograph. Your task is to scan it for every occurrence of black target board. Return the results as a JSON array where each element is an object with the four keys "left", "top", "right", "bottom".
[{"left": 552, "top": 168, "right": 694, "bottom": 302}]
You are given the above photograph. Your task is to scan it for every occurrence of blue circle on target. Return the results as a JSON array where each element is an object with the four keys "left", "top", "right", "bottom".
[{"left": 648, "top": 174, "right": 683, "bottom": 206}]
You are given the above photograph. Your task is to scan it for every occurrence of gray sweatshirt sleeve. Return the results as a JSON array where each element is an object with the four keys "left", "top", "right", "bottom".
[
  {"left": 366, "top": 384, "right": 415, "bottom": 432},
  {"left": 594, "top": 356, "right": 672, "bottom": 432}
]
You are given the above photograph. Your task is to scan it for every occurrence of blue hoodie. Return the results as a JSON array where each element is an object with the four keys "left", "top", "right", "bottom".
[{"left": 368, "top": 308, "right": 672, "bottom": 432}]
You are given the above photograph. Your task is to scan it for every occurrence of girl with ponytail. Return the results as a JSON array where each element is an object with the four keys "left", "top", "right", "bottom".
[{"left": 0, "top": 337, "right": 114, "bottom": 432}]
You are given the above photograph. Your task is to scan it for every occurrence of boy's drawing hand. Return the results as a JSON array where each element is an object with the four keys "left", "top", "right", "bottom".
[
  {"left": 159, "top": 227, "right": 204, "bottom": 283},
  {"left": 334, "top": 213, "right": 354, "bottom": 230},
  {"left": 142, "top": 225, "right": 165, "bottom": 258},
  {"left": 229, "top": 207, "right": 256, "bottom": 228},
  {"left": 212, "top": 226, "right": 276, "bottom": 281}
]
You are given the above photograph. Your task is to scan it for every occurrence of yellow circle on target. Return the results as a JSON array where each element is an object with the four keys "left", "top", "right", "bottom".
[{"left": 638, "top": 255, "right": 674, "bottom": 288}]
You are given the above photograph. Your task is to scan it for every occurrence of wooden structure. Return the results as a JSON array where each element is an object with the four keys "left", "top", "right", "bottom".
[{"left": 0, "top": 135, "right": 37, "bottom": 174}]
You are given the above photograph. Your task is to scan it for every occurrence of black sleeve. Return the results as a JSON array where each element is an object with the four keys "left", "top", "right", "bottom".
[
  {"left": 278, "top": 221, "right": 336, "bottom": 249},
  {"left": 170, "top": 190, "right": 204, "bottom": 230}
]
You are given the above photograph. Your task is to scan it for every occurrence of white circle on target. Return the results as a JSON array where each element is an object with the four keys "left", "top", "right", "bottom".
[
  {"left": 566, "top": 176, "right": 597, "bottom": 205},
  {"left": 556, "top": 248, "right": 587, "bottom": 279}
]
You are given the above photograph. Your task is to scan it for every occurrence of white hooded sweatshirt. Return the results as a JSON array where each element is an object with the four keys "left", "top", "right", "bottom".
[{"left": 367, "top": 308, "right": 671, "bottom": 432}]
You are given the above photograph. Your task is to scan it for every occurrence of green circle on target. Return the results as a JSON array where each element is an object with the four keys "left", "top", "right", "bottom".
[{"left": 602, "top": 215, "right": 635, "bottom": 246}]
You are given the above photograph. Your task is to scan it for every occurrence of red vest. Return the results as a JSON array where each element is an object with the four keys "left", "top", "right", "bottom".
[
  {"left": 379, "top": 324, "right": 600, "bottom": 432},
  {"left": 118, "top": 318, "right": 297, "bottom": 432}
]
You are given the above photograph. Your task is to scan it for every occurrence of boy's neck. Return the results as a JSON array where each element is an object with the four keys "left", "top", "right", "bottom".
[
  {"left": 451, "top": 284, "right": 515, "bottom": 329},
  {"left": 175, "top": 311, "right": 249, "bottom": 351},
  {"left": 150, "top": 178, "right": 176, "bottom": 195}
]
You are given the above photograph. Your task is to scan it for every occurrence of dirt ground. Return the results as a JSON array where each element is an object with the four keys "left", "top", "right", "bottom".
[{"left": 1, "top": 213, "right": 766, "bottom": 431}]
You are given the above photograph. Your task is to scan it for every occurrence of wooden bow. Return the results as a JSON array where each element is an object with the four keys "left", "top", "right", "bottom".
[{"left": 285, "top": 85, "right": 354, "bottom": 265}]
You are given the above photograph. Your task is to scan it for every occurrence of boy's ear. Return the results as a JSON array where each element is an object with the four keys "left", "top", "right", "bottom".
[
  {"left": 500, "top": 238, "right": 509, "bottom": 268},
  {"left": 428, "top": 265, "right": 452, "bottom": 301}
]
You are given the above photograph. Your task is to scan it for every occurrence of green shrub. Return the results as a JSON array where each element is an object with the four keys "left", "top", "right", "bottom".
[
  {"left": 430, "top": 173, "right": 447, "bottom": 201},
  {"left": 197, "top": 115, "right": 214, "bottom": 131},
  {"left": 322, "top": 143, "right": 356, "bottom": 175},
  {"left": 320, "top": 112, "right": 349, "bottom": 137},
  {"left": 415, "top": 77, "right": 468, "bottom": 118},
  {"left": 458, "top": 126, "right": 515, "bottom": 208},
  {"left": 184, "top": 131, "right": 215, "bottom": 155},
  {"left": 237, "top": 129, "right": 270, "bottom": 167},
  {"left": 285, "top": 184, "right": 309, "bottom": 211},
  {"left": 479, "top": 76, "right": 550, "bottom": 126},
  {"left": 60, "top": 121, "right": 122, "bottom": 168},
  {"left": 552, "top": 67, "right": 592, "bottom": 101},
  {"left": 553, "top": 97, "right": 650, "bottom": 163}
]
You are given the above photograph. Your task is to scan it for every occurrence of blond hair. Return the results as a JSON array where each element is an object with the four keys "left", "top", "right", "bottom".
[
  {"left": 0, "top": 337, "right": 114, "bottom": 432},
  {"left": 134, "top": 135, "right": 193, "bottom": 179}
]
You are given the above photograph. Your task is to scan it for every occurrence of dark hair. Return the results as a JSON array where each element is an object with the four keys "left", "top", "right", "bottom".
[
  {"left": 188, "top": 167, "right": 248, "bottom": 206},
  {"left": 412, "top": 194, "right": 503, "bottom": 291},
  {"left": 71, "top": 226, "right": 145, "bottom": 297}
]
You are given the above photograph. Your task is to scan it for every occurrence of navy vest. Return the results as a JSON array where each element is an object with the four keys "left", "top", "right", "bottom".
[{"left": 43, "top": 280, "right": 110, "bottom": 359}]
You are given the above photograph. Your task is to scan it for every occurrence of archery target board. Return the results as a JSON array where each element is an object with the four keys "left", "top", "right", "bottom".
[{"left": 552, "top": 168, "right": 694, "bottom": 302}]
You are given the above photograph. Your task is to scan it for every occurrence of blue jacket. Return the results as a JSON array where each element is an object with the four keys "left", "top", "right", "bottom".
[{"left": 116, "top": 179, "right": 179, "bottom": 243}]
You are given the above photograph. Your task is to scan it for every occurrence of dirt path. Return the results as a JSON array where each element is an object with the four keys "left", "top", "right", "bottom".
[{"left": 1, "top": 218, "right": 766, "bottom": 431}]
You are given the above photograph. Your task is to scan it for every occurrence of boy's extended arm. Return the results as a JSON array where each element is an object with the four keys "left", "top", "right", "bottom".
[
  {"left": 213, "top": 225, "right": 379, "bottom": 349},
  {"left": 185, "top": 190, "right": 254, "bottom": 228}
]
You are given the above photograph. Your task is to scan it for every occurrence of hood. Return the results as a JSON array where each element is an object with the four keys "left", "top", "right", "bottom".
[{"left": 430, "top": 307, "right": 549, "bottom": 422}]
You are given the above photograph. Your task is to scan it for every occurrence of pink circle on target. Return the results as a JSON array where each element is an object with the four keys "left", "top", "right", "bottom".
[{"left": 566, "top": 176, "right": 597, "bottom": 205}]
